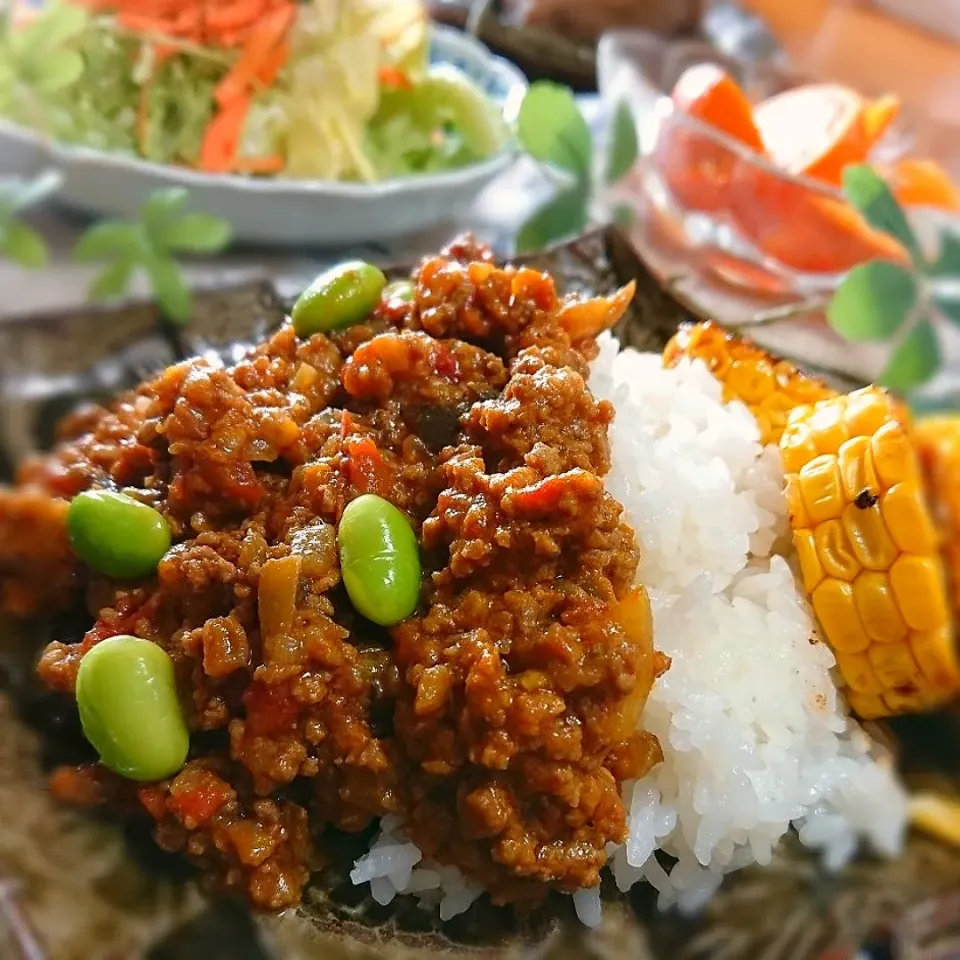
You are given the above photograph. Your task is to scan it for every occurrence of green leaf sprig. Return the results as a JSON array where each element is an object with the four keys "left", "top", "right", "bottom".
[
  {"left": 826, "top": 164, "right": 960, "bottom": 392},
  {"left": 73, "top": 187, "right": 230, "bottom": 324},
  {"left": 0, "top": 170, "right": 61, "bottom": 267},
  {"left": 73, "top": 187, "right": 232, "bottom": 324},
  {"left": 514, "top": 83, "right": 638, "bottom": 253},
  {"left": 0, "top": 179, "right": 232, "bottom": 325},
  {"left": 0, "top": 2, "right": 88, "bottom": 121}
]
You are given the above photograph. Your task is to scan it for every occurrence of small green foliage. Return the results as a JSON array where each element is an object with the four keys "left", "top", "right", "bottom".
[
  {"left": 1, "top": 221, "right": 48, "bottom": 267},
  {"left": 73, "top": 187, "right": 232, "bottom": 325},
  {"left": 515, "top": 184, "right": 589, "bottom": 254},
  {"left": 89, "top": 259, "right": 134, "bottom": 300},
  {"left": 516, "top": 82, "right": 592, "bottom": 180},
  {"left": 159, "top": 213, "right": 233, "bottom": 254},
  {"left": 514, "top": 82, "right": 638, "bottom": 253},
  {"left": 142, "top": 187, "right": 191, "bottom": 242},
  {"left": 144, "top": 254, "right": 193, "bottom": 324},
  {"left": 822, "top": 165, "right": 960, "bottom": 393},
  {"left": 73, "top": 222, "right": 140, "bottom": 262},
  {"left": 933, "top": 292, "right": 960, "bottom": 327},
  {"left": 0, "top": 170, "right": 59, "bottom": 268},
  {"left": 605, "top": 102, "right": 639, "bottom": 186},
  {"left": 842, "top": 164, "right": 923, "bottom": 266},
  {"left": 879, "top": 320, "right": 940, "bottom": 391},
  {"left": 0, "top": 175, "right": 228, "bottom": 325},
  {"left": 930, "top": 233, "right": 960, "bottom": 279},
  {"left": 826, "top": 260, "right": 917, "bottom": 342}
]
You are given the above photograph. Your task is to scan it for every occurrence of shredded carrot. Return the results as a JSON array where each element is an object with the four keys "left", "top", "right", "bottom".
[
  {"left": 117, "top": 10, "right": 172, "bottom": 33},
  {"left": 206, "top": 0, "right": 269, "bottom": 33},
  {"left": 199, "top": 92, "right": 252, "bottom": 173},
  {"left": 214, "top": 4, "right": 294, "bottom": 107},
  {"left": 255, "top": 40, "right": 289, "bottom": 89},
  {"left": 231, "top": 154, "right": 285, "bottom": 174},
  {"left": 89, "top": 0, "right": 298, "bottom": 175},
  {"left": 171, "top": 6, "right": 201, "bottom": 35},
  {"left": 378, "top": 65, "right": 413, "bottom": 91}
]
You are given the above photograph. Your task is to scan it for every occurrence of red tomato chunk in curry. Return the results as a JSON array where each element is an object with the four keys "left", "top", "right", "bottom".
[{"left": 0, "top": 239, "right": 667, "bottom": 912}]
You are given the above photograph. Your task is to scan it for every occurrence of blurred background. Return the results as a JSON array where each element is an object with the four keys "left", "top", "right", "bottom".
[{"left": 1, "top": 0, "right": 958, "bottom": 340}]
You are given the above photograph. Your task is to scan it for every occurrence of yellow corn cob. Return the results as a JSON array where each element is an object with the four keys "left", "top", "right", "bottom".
[
  {"left": 663, "top": 321, "right": 837, "bottom": 446},
  {"left": 781, "top": 387, "right": 960, "bottom": 719},
  {"left": 914, "top": 416, "right": 960, "bottom": 621}
]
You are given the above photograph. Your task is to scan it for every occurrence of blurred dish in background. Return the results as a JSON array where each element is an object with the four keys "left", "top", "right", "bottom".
[
  {"left": 500, "top": 0, "right": 702, "bottom": 44},
  {"left": 0, "top": 21, "right": 526, "bottom": 246},
  {"left": 868, "top": 0, "right": 960, "bottom": 43},
  {"left": 741, "top": 0, "right": 960, "bottom": 178},
  {"left": 598, "top": 29, "right": 960, "bottom": 293},
  {"left": 427, "top": 0, "right": 599, "bottom": 91},
  {"left": 1, "top": 0, "right": 509, "bottom": 182}
]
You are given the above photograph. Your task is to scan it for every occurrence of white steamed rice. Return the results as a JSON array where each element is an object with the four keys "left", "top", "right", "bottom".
[{"left": 350, "top": 339, "right": 908, "bottom": 924}]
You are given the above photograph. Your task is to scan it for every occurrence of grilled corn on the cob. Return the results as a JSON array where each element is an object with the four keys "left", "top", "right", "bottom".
[
  {"left": 664, "top": 321, "right": 837, "bottom": 446},
  {"left": 781, "top": 387, "right": 960, "bottom": 718},
  {"left": 914, "top": 416, "right": 960, "bottom": 621}
]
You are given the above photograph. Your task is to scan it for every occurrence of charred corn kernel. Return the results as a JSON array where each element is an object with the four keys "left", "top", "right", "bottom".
[
  {"left": 842, "top": 501, "right": 898, "bottom": 571},
  {"left": 852, "top": 572, "right": 908, "bottom": 645},
  {"left": 837, "top": 436, "right": 880, "bottom": 502},
  {"left": 914, "top": 415, "right": 960, "bottom": 620},
  {"left": 663, "top": 321, "right": 836, "bottom": 446},
  {"left": 781, "top": 387, "right": 960, "bottom": 716},
  {"left": 814, "top": 519, "right": 859, "bottom": 581}
]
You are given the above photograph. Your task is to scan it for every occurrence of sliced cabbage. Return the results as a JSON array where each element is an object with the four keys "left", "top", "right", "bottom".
[
  {"left": 365, "top": 64, "right": 510, "bottom": 178},
  {"left": 245, "top": 0, "right": 431, "bottom": 181}
]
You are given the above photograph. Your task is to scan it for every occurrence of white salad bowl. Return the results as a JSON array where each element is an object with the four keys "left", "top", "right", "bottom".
[{"left": 0, "top": 25, "right": 527, "bottom": 247}]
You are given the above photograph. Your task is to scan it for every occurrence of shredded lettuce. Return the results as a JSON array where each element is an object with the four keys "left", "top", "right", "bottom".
[{"left": 365, "top": 65, "right": 509, "bottom": 178}]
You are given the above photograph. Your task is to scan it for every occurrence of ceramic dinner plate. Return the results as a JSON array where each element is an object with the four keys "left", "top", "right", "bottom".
[{"left": 1, "top": 229, "right": 958, "bottom": 960}]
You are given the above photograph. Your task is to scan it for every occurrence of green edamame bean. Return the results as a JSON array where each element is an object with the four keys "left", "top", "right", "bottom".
[
  {"left": 67, "top": 490, "right": 171, "bottom": 579},
  {"left": 383, "top": 279, "right": 415, "bottom": 304},
  {"left": 292, "top": 260, "right": 387, "bottom": 337},
  {"left": 76, "top": 635, "right": 189, "bottom": 782},
  {"left": 338, "top": 494, "right": 421, "bottom": 627}
]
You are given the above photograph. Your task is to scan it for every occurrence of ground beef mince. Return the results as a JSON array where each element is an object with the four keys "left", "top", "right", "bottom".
[{"left": 0, "top": 240, "right": 666, "bottom": 912}]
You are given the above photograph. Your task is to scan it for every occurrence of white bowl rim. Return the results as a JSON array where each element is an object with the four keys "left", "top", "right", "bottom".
[{"left": 0, "top": 23, "right": 528, "bottom": 199}]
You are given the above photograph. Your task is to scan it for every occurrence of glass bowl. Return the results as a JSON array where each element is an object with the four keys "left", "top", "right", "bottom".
[{"left": 597, "top": 30, "right": 914, "bottom": 295}]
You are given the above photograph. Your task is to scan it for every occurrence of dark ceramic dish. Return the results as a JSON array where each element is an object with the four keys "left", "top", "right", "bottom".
[{"left": 1, "top": 229, "right": 958, "bottom": 960}]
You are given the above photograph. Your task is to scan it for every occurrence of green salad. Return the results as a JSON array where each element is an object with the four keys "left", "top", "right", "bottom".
[{"left": 0, "top": 0, "right": 511, "bottom": 181}]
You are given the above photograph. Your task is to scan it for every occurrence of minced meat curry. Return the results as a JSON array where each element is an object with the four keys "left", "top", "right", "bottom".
[{"left": 0, "top": 238, "right": 667, "bottom": 911}]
